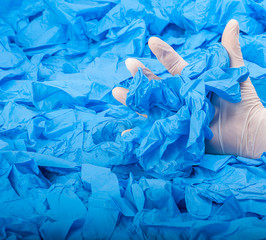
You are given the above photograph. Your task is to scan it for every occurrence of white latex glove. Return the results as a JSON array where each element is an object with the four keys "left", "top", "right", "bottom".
[
  {"left": 205, "top": 20, "right": 266, "bottom": 159},
  {"left": 112, "top": 19, "right": 266, "bottom": 159}
]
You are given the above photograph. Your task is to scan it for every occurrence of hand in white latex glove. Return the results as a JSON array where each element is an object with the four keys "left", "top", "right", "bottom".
[
  {"left": 112, "top": 19, "right": 266, "bottom": 159},
  {"left": 206, "top": 20, "right": 266, "bottom": 159}
]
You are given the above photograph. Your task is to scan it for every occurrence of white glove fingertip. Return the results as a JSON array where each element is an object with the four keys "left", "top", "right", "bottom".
[{"left": 112, "top": 87, "right": 129, "bottom": 106}]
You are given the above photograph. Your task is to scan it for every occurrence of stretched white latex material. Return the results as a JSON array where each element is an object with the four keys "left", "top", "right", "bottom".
[{"left": 112, "top": 19, "right": 266, "bottom": 159}]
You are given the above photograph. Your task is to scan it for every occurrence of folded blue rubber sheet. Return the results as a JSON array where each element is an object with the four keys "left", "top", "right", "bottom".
[{"left": 0, "top": 0, "right": 266, "bottom": 239}]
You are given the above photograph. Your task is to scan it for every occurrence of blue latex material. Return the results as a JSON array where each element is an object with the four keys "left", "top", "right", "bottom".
[{"left": 0, "top": 0, "right": 265, "bottom": 239}]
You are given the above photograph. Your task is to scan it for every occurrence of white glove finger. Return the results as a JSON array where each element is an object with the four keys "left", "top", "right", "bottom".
[
  {"left": 121, "top": 129, "right": 132, "bottom": 136},
  {"left": 112, "top": 87, "right": 129, "bottom": 106},
  {"left": 148, "top": 37, "right": 188, "bottom": 76},
  {"left": 221, "top": 19, "right": 244, "bottom": 68},
  {"left": 221, "top": 19, "right": 261, "bottom": 103},
  {"left": 125, "top": 58, "right": 161, "bottom": 80},
  {"left": 112, "top": 87, "right": 148, "bottom": 118}
]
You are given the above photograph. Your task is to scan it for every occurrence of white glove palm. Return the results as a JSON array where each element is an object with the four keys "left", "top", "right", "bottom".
[{"left": 112, "top": 19, "right": 266, "bottom": 159}]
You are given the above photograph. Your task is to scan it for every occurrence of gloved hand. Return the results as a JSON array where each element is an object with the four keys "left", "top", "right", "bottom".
[
  {"left": 112, "top": 19, "right": 266, "bottom": 159},
  {"left": 206, "top": 20, "right": 266, "bottom": 159}
]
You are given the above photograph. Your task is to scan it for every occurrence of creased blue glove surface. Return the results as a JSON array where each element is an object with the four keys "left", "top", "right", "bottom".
[
  {"left": 0, "top": 0, "right": 265, "bottom": 239},
  {"left": 125, "top": 43, "right": 250, "bottom": 178}
]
